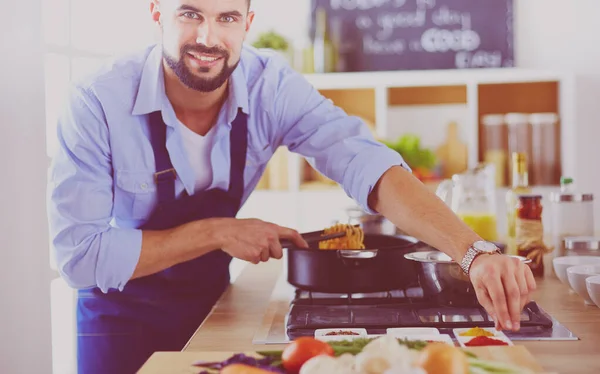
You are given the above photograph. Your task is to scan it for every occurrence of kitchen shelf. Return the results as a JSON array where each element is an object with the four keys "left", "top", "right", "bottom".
[{"left": 253, "top": 68, "right": 575, "bottom": 194}]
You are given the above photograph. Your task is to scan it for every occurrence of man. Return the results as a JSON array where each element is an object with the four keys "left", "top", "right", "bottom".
[{"left": 47, "top": 0, "right": 536, "bottom": 373}]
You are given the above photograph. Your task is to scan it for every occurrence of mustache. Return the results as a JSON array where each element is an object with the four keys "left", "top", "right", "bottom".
[{"left": 182, "top": 44, "right": 229, "bottom": 58}]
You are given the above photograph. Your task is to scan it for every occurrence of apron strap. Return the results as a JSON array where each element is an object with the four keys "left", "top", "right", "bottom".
[
  {"left": 228, "top": 109, "right": 248, "bottom": 211},
  {"left": 148, "top": 109, "right": 248, "bottom": 206},
  {"left": 148, "top": 111, "right": 176, "bottom": 203}
]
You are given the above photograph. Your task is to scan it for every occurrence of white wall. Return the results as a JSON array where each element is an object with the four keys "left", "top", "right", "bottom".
[
  {"left": 514, "top": 0, "right": 600, "bottom": 232},
  {"left": 0, "top": 1, "right": 54, "bottom": 373}
]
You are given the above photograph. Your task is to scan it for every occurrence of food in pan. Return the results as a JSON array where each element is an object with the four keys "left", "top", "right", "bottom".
[
  {"left": 325, "top": 330, "right": 360, "bottom": 336},
  {"left": 318, "top": 224, "right": 365, "bottom": 250}
]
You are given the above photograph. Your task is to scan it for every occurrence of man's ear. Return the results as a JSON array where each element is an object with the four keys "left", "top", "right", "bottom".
[
  {"left": 245, "top": 11, "right": 255, "bottom": 34},
  {"left": 150, "top": 1, "right": 161, "bottom": 24}
]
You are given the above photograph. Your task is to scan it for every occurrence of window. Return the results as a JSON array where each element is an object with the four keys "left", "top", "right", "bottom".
[{"left": 43, "top": 0, "right": 155, "bottom": 157}]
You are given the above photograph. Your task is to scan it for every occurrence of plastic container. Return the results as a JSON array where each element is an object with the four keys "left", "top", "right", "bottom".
[
  {"left": 481, "top": 114, "right": 508, "bottom": 186},
  {"left": 505, "top": 113, "right": 532, "bottom": 179},
  {"left": 530, "top": 113, "right": 560, "bottom": 185}
]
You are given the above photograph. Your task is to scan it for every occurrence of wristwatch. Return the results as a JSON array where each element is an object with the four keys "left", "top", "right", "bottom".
[{"left": 460, "top": 240, "right": 501, "bottom": 275}]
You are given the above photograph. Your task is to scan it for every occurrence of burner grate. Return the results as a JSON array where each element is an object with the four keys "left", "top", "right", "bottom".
[{"left": 286, "top": 287, "right": 553, "bottom": 336}]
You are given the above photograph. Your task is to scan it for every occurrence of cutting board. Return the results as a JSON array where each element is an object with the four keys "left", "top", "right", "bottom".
[{"left": 137, "top": 346, "right": 549, "bottom": 374}]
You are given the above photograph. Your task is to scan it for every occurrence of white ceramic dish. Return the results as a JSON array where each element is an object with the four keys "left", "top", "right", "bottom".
[
  {"left": 585, "top": 275, "right": 600, "bottom": 308},
  {"left": 567, "top": 264, "right": 600, "bottom": 305},
  {"left": 314, "top": 328, "right": 367, "bottom": 337},
  {"left": 386, "top": 327, "right": 440, "bottom": 336},
  {"left": 553, "top": 256, "right": 600, "bottom": 286},
  {"left": 453, "top": 328, "right": 513, "bottom": 347}
]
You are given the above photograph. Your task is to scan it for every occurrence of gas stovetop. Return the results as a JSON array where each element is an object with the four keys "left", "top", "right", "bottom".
[{"left": 284, "top": 287, "right": 577, "bottom": 342}]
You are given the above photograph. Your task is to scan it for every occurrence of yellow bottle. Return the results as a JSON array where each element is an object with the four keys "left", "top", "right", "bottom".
[{"left": 506, "top": 153, "right": 531, "bottom": 254}]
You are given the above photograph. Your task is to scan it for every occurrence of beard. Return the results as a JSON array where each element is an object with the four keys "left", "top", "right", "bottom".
[{"left": 163, "top": 44, "right": 239, "bottom": 93}]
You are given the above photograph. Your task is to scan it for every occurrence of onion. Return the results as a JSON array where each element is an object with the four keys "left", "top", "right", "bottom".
[{"left": 415, "top": 343, "right": 468, "bottom": 374}]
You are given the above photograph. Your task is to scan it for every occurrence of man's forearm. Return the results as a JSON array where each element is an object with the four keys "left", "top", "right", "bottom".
[
  {"left": 131, "top": 218, "right": 225, "bottom": 280},
  {"left": 368, "top": 166, "right": 481, "bottom": 261}
]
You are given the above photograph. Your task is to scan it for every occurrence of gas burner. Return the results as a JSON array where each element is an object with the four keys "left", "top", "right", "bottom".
[{"left": 285, "top": 287, "right": 555, "bottom": 340}]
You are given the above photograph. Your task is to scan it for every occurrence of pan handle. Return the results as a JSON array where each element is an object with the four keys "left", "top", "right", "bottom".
[{"left": 338, "top": 249, "right": 378, "bottom": 259}]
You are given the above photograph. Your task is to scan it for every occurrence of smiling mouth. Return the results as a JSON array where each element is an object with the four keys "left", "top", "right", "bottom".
[{"left": 187, "top": 52, "right": 223, "bottom": 63}]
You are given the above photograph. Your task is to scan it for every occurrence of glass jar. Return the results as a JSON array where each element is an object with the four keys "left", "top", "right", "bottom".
[
  {"left": 436, "top": 164, "right": 498, "bottom": 241},
  {"left": 551, "top": 189, "right": 595, "bottom": 257},
  {"left": 530, "top": 113, "right": 559, "bottom": 185},
  {"left": 505, "top": 113, "right": 532, "bottom": 179},
  {"left": 516, "top": 194, "right": 549, "bottom": 277},
  {"left": 481, "top": 114, "right": 508, "bottom": 187},
  {"left": 564, "top": 236, "right": 600, "bottom": 256}
]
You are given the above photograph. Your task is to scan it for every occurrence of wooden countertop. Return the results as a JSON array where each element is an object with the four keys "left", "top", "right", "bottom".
[{"left": 184, "top": 259, "right": 600, "bottom": 374}]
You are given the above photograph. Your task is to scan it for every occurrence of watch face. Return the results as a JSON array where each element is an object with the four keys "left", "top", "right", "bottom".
[{"left": 473, "top": 240, "right": 498, "bottom": 253}]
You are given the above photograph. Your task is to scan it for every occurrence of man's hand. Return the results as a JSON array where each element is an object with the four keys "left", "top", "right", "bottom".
[
  {"left": 219, "top": 218, "right": 309, "bottom": 264},
  {"left": 469, "top": 254, "right": 537, "bottom": 331}
]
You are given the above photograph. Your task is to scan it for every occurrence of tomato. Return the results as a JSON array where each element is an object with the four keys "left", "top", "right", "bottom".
[{"left": 281, "top": 337, "right": 334, "bottom": 374}]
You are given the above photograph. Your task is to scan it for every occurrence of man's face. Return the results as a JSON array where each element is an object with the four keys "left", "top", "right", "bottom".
[{"left": 152, "top": 0, "right": 253, "bottom": 92}]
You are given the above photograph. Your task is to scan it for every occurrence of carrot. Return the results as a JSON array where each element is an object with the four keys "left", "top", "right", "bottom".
[{"left": 220, "top": 363, "right": 275, "bottom": 374}]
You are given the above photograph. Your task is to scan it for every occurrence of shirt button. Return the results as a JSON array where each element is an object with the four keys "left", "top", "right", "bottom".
[{"left": 140, "top": 182, "right": 148, "bottom": 190}]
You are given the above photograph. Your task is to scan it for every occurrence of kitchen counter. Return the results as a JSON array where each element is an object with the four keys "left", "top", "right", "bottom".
[{"left": 184, "top": 259, "right": 600, "bottom": 374}]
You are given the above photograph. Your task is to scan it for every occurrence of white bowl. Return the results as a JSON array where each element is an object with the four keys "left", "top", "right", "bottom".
[
  {"left": 567, "top": 265, "right": 600, "bottom": 305},
  {"left": 585, "top": 275, "right": 600, "bottom": 308},
  {"left": 553, "top": 256, "right": 600, "bottom": 285}
]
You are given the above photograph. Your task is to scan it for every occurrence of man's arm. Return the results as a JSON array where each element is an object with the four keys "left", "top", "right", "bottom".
[
  {"left": 367, "top": 166, "right": 480, "bottom": 262},
  {"left": 368, "top": 166, "right": 536, "bottom": 331},
  {"left": 47, "top": 86, "right": 223, "bottom": 291}
]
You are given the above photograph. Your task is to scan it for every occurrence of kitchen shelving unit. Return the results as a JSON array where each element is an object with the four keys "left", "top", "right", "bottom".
[{"left": 240, "top": 68, "right": 576, "bottom": 231}]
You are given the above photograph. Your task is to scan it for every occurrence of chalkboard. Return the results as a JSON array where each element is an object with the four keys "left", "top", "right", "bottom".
[{"left": 311, "top": 0, "right": 514, "bottom": 72}]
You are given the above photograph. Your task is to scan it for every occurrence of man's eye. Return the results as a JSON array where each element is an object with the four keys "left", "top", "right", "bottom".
[
  {"left": 182, "top": 12, "right": 199, "bottom": 19},
  {"left": 220, "top": 16, "right": 235, "bottom": 23}
]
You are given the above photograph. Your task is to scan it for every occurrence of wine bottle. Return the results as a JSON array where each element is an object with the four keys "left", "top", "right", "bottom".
[{"left": 313, "top": 7, "right": 335, "bottom": 73}]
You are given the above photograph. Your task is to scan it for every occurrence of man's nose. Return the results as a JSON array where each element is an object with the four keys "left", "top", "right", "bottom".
[{"left": 195, "top": 22, "right": 218, "bottom": 47}]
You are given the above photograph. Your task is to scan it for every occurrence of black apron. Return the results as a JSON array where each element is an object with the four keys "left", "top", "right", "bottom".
[{"left": 76, "top": 109, "right": 248, "bottom": 374}]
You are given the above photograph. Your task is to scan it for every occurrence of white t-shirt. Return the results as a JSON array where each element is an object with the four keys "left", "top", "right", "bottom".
[{"left": 178, "top": 121, "right": 215, "bottom": 193}]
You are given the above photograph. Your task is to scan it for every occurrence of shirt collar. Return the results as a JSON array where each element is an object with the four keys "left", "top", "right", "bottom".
[
  {"left": 132, "top": 45, "right": 164, "bottom": 116},
  {"left": 132, "top": 44, "right": 250, "bottom": 122}
]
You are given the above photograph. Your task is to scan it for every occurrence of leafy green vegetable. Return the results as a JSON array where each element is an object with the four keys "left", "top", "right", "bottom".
[
  {"left": 467, "top": 357, "right": 535, "bottom": 374},
  {"left": 382, "top": 134, "right": 437, "bottom": 170},
  {"left": 252, "top": 30, "right": 289, "bottom": 51}
]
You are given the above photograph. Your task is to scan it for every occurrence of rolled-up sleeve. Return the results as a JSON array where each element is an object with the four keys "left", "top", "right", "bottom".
[
  {"left": 47, "top": 86, "right": 142, "bottom": 292},
  {"left": 272, "top": 65, "right": 411, "bottom": 214}
]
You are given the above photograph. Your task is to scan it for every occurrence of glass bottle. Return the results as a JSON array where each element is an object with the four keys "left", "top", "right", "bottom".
[
  {"left": 506, "top": 152, "right": 531, "bottom": 255},
  {"left": 313, "top": 7, "right": 335, "bottom": 73}
]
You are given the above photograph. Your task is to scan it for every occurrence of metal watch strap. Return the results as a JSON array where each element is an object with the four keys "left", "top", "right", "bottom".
[{"left": 460, "top": 247, "right": 478, "bottom": 275}]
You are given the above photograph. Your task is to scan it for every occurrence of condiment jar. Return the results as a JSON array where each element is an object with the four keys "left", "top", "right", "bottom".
[
  {"left": 550, "top": 185, "right": 594, "bottom": 257},
  {"left": 516, "top": 194, "right": 551, "bottom": 277}
]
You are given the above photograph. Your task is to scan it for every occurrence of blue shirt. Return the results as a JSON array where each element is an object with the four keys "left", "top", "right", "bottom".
[{"left": 47, "top": 44, "right": 409, "bottom": 292}]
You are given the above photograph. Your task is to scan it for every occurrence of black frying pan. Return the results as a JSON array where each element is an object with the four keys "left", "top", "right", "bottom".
[{"left": 285, "top": 233, "right": 424, "bottom": 294}]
